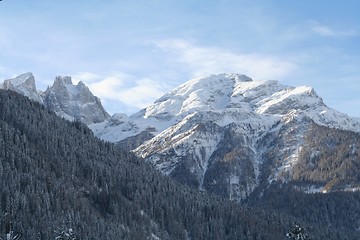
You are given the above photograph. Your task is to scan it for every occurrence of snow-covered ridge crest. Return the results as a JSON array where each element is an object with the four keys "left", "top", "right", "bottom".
[
  {"left": 90, "top": 73, "right": 360, "bottom": 144},
  {"left": 3, "top": 72, "right": 360, "bottom": 200},
  {"left": 145, "top": 73, "right": 253, "bottom": 118}
]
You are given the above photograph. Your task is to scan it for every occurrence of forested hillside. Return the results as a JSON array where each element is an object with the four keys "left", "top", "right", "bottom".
[
  {"left": 245, "top": 122, "right": 360, "bottom": 239},
  {"left": 295, "top": 123, "right": 360, "bottom": 191},
  {"left": 247, "top": 183, "right": 360, "bottom": 239},
  {"left": 0, "top": 89, "right": 356, "bottom": 239}
]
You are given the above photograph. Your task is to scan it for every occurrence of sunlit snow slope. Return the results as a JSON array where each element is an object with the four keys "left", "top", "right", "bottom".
[{"left": 90, "top": 73, "right": 360, "bottom": 200}]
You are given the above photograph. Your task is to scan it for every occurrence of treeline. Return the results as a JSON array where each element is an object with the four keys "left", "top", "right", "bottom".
[{"left": 0, "top": 89, "right": 356, "bottom": 239}]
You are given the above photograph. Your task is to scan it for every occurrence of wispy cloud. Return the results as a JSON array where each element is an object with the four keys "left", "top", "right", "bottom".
[
  {"left": 73, "top": 72, "right": 171, "bottom": 110},
  {"left": 72, "top": 72, "right": 101, "bottom": 84},
  {"left": 154, "top": 39, "right": 297, "bottom": 80},
  {"left": 311, "top": 23, "right": 358, "bottom": 38}
]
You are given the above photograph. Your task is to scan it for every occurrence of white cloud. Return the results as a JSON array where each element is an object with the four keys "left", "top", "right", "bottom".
[
  {"left": 312, "top": 24, "right": 358, "bottom": 38},
  {"left": 155, "top": 39, "right": 296, "bottom": 80},
  {"left": 74, "top": 72, "right": 170, "bottom": 110},
  {"left": 72, "top": 72, "right": 101, "bottom": 84},
  {"left": 118, "top": 78, "right": 168, "bottom": 109},
  {"left": 88, "top": 75, "right": 126, "bottom": 100}
]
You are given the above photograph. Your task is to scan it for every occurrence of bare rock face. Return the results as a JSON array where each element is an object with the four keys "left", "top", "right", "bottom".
[
  {"left": 1, "top": 72, "right": 43, "bottom": 103},
  {"left": 43, "top": 76, "right": 110, "bottom": 124},
  {"left": 1, "top": 73, "right": 110, "bottom": 125}
]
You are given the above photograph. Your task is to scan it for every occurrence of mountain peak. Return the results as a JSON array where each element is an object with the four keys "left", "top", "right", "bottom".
[
  {"left": 45, "top": 76, "right": 110, "bottom": 124},
  {"left": 223, "top": 73, "right": 253, "bottom": 82},
  {"left": 91, "top": 72, "right": 360, "bottom": 145},
  {"left": 3, "top": 72, "right": 35, "bottom": 88},
  {"left": 123, "top": 74, "right": 360, "bottom": 201},
  {"left": 54, "top": 75, "right": 72, "bottom": 85},
  {"left": 145, "top": 73, "right": 255, "bottom": 119},
  {"left": 1, "top": 72, "right": 42, "bottom": 103},
  {"left": 51, "top": 76, "right": 92, "bottom": 97}
]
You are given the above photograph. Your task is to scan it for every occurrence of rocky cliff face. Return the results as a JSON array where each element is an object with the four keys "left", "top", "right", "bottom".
[
  {"left": 1, "top": 72, "right": 43, "bottom": 103},
  {"left": 0, "top": 73, "right": 110, "bottom": 125},
  {"left": 43, "top": 76, "right": 110, "bottom": 124},
  {"left": 91, "top": 73, "right": 360, "bottom": 201}
]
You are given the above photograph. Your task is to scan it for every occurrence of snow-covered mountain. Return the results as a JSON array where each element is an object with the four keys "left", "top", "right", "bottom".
[
  {"left": 0, "top": 73, "right": 109, "bottom": 125},
  {"left": 3, "top": 72, "right": 360, "bottom": 201},
  {"left": 90, "top": 73, "right": 360, "bottom": 200},
  {"left": 91, "top": 73, "right": 360, "bottom": 142}
]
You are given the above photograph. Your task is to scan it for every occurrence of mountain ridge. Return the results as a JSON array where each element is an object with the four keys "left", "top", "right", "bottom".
[
  {"left": 0, "top": 73, "right": 110, "bottom": 124},
  {"left": 2, "top": 72, "right": 360, "bottom": 201},
  {"left": 4, "top": 89, "right": 316, "bottom": 239},
  {"left": 1, "top": 72, "right": 360, "bottom": 238},
  {"left": 91, "top": 73, "right": 360, "bottom": 200},
  {"left": 90, "top": 73, "right": 360, "bottom": 144},
  {"left": 43, "top": 75, "right": 110, "bottom": 124}
]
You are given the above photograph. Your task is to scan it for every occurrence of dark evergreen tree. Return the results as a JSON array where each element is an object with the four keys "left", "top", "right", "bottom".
[
  {"left": 0, "top": 212, "right": 21, "bottom": 240},
  {"left": 54, "top": 226, "right": 76, "bottom": 240},
  {"left": 286, "top": 223, "right": 309, "bottom": 240}
]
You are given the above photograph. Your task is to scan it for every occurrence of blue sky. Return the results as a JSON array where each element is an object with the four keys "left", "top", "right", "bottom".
[{"left": 1, "top": 0, "right": 360, "bottom": 116}]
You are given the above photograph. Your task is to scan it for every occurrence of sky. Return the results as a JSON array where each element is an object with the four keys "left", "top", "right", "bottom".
[{"left": 1, "top": 0, "right": 360, "bottom": 117}]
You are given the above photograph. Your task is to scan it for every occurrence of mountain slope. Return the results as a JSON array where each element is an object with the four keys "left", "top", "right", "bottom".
[
  {"left": 6, "top": 72, "right": 358, "bottom": 200},
  {"left": 90, "top": 73, "right": 360, "bottom": 201},
  {"left": 2, "top": 73, "right": 360, "bottom": 238},
  {"left": 3, "top": 89, "right": 343, "bottom": 239}
]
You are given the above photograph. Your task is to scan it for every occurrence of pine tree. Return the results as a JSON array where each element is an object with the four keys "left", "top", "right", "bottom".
[
  {"left": 1, "top": 212, "right": 21, "bottom": 240},
  {"left": 286, "top": 223, "right": 309, "bottom": 240},
  {"left": 54, "top": 227, "right": 77, "bottom": 240}
]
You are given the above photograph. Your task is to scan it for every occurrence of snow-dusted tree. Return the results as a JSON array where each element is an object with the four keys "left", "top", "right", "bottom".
[
  {"left": 54, "top": 227, "right": 77, "bottom": 240},
  {"left": 0, "top": 212, "right": 21, "bottom": 240},
  {"left": 286, "top": 223, "right": 309, "bottom": 240}
]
